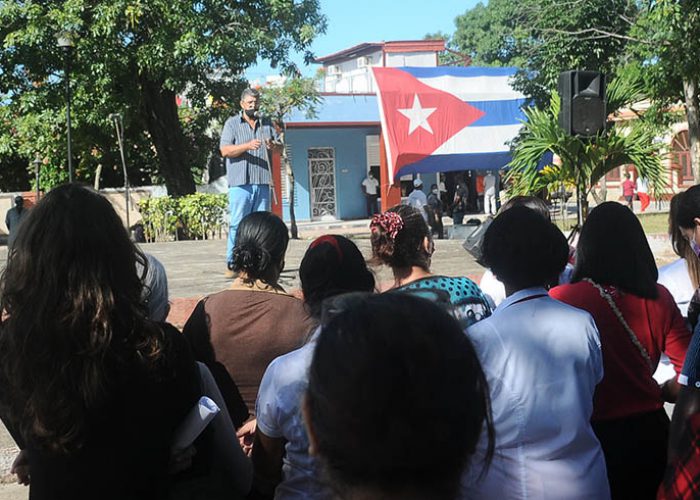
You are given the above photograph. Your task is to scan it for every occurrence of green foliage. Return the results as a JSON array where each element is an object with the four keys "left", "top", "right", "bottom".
[
  {"left": 452, "top": 0, "right": 636, "bottom": 105},
  {"left": 507, "top": 78, "right": 667, "bottom": 206},
  {"left": 138, "top": 192, "right": 227, "bottom": 242},
  {"left": 0, "top": 0, "right": 326, "bottom": 194},
  {"left": 258, "top": 76, "right": 321, "bottom": 124}
]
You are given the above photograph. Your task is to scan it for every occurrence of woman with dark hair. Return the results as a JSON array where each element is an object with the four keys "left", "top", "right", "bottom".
[
  {"left": 252, "top": 235, "right": 375, "bottom": 498},
  {"left": 550, "top": 201, "right": 690, "bottom": 499},
  {"left": 370, "top": 204, "right": 491, "bottom": 328},
  {"left": 183, "top": 211, "right": 314, "bottom": 433},
  {"left": 478, "top": 195, "right": 574, "bottom": 307},
  {"left": 0, "top": 185, "right": 206, "bottom": 498},
  {"left": 303, "top": 293, "right": 494, "bottom": 500},
  {"left": 463, "top": 206, "right": 609, "bottom": 499}
]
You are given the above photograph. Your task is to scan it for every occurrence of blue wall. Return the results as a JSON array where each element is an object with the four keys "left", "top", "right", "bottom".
[{"left": 283, "top": 126, "right": 380, "bottom": 221}]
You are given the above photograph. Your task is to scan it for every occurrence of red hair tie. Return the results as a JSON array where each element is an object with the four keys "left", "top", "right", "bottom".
[
  {"left": 309, "top": 235, "right": 343, "bottom": 262},
  {"left": 370, "top": 212, "right": 404, "bottom": 240}
]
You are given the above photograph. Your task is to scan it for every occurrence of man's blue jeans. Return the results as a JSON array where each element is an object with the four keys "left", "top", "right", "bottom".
[{"left": 227, "top": 184, "right": 270, "bottom": 265}]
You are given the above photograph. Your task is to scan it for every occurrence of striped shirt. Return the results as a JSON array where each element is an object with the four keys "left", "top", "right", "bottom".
[{"left": 220, "top": 113, "right": 278, "bottom": 186}]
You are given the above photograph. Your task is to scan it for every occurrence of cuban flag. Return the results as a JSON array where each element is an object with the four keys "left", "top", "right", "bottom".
[{"left": 372, "top": 66, "right": 527, "bottom": 180}]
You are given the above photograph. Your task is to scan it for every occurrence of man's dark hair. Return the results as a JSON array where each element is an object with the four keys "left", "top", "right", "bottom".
[
  {"left": 480, "top": 205, "right": 568, "bottom": 290},
  {"left": 676, "top": 184, "right": 700, "bottom": 230},
  {"left": 572, "top": 201, "right": 658, "bottom": 298}
]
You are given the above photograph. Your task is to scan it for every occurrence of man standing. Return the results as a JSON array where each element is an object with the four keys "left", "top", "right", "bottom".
[
  {"left": 636, "top": 176, "right": 650, "bottom": 212},
  {"left": 406, "top": 178, "right": 428, "bottom": 222},
  {"left": 5, "top": 196, "right": 26, "bottom": 249},
  {"left": 220, "top": 88, "right": 279, "bottom": 275},
  {"left": 361, "top": 171, "right": 380, "bottom": 217},
  {"left": 622, "top": 173, "right": 635, "bottom": 211},
  {"left": 484, "top": 171, "right": 497, "bottom": 215}
]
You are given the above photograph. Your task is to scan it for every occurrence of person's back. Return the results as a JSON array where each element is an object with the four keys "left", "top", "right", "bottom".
[{"left": 406, "top": 187, "right": 428, "bottom": 221}]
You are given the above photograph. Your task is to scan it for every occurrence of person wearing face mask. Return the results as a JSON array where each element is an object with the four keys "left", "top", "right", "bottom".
[
  {"left": 361, "top": 171, "right": 380, "bottom": 217},
  {"left": 219, "top": 87, "right": 280, "bottom": 278},
  {"left": 426, "top": 183, "right": 444, "bottom": 239}
]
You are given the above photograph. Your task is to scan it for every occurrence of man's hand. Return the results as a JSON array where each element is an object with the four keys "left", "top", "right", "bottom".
[
  {"left": 248, "top": 139, "right": 262, "bottom": 151},
  {"left": 237, "top": 418, "right": 257, "bottom": 457}
]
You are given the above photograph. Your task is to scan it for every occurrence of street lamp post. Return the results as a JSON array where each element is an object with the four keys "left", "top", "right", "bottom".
[
  {"left": 33, "top": 155, "right": 42, "bottom": 201},
  {"left": 56, "top": 33, "right": 74, "bottom": 183}
]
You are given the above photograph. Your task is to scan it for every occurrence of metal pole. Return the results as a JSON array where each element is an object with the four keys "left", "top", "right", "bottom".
[
  {"left": 112, "top": 114, "right": 130, "bottom": 232},
  {"left": 33, "top": 156, "right": 41, "bottom": 201},
  {"left": 65, "top": 50, "right": 73, "bottom": 183}
]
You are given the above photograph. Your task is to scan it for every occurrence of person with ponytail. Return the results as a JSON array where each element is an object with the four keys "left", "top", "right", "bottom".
[
  {"left": 183, "top": 212, "right": 314, "bottom": 433},
  {"left": 370, "top": 204, "right": 491, "bottom": 328}
]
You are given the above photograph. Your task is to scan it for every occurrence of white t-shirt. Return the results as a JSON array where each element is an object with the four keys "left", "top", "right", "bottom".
[
  {"left": 636, "top": 177, "right": 649, "bottom": 193},
  {"left": 462, "top": 288, "right": 610, "bottom": 500},
  {"left": 256, "top": 330, "right": 330, "bottom": 500},
  {"left": 362, "top": 176, "right": 379, "bottom": 196},
  {"left": 484, "top": 174, "right": 496, "bottom": 195}
]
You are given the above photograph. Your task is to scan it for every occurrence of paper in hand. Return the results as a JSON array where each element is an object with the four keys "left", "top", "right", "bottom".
[{"left": 171, "top": 396, "right": 220, "bottom": 451}]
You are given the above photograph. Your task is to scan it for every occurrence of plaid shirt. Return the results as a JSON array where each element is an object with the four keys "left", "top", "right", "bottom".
[
  {"left": 659, "top": 413, "right": 700, "bottom": 500},
  {"left": 219, "top": 113, "right": 278, "bottom": 187}
]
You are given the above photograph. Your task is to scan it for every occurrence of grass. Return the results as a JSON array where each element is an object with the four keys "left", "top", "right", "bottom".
[{"left": 552, "top": 212, "right": 669, "bottom": 236}]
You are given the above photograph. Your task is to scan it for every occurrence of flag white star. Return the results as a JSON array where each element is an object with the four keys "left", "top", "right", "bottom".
[{"left": 398, "top": 94, "right": 437, "bottom": 135}]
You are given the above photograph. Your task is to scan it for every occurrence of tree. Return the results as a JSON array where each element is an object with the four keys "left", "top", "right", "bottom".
[
  {"left": 0, "top": 0, "right": 326, "bottom": 195},
  {"left": 258, "top": 76, "right": 320, "bottom": 239},
  {"left": 507, "top": 75, "right": 667, "bottom": 222},
  {"left": 452, "top": 0, "right": 636, "bottom": 105}
]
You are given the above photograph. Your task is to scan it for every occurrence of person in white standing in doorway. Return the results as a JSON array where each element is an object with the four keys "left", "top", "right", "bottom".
[
  {"left": 361, "top": 171, "right": 380, "bottom": 217},
  {"left": 484, "top": 171, "right": 497, "bottom": 216},
  {"left": 406, "top": 178, "right": 429, "bottom": 222}
]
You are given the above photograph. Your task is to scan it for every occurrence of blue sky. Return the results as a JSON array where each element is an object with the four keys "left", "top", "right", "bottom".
[{"left": 245, "top": 0, "right": 482, "bottom": 82}]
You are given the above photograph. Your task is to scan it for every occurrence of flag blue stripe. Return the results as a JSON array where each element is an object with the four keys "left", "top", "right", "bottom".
[
  {"left": 400, "top": 66, "right": 519, "bottom": 78},
  {"left": 467, "top": 99, "right": 526, "bottom": 126}
]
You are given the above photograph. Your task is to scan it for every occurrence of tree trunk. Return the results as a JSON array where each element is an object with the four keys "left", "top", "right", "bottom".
[
  {"left": 139, "top": 77, "right": 195, "bottom": 196},
  {"left": 280, "top": 129, "right": 298, "bottom": 239},
  {"left": 684, "top": 78, "right": 700, "bottom": 184}
]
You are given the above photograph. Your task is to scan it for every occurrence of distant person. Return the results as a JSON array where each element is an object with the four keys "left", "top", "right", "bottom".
[
  {"left": 5, "top": 196, "right": 27, "bottom": 249},
  {"left": 550, "top": 202, "right": 691, "bottom": 499},
  {"left": 405, "top": 178, "right": 428, "bottom": 222},
  {"left": 484, "top": 171, "right": 497, "bottom": 215},
  {"left": 637, "top": 176, "right": 651, "bottom": 212},
  {"left": 183, "top": 211, "right": 314, "bottom": 435},
  {"left": 361, "top": 171, "right": 380, "bottom": 217},
  {"left": 219, "top": 87, "right": 280, "bottom": 277},
  {"left": 426, "top": 183, "right": 444, "bottom": 239},
  {"left": 463, "top": 205, "right": 609, "bottom": 499},
  {"left": 303, "top": 293, "right": 494, "bottom": 500},
  {"left": 0, "top": 185, "right": 207, "bottom": 499},
  {"left": 622, "top": 173, "right": 635, "bottom": 210},
  {"left": 452, "top": 182, "right": 469, "bottom": 225},
  {"left": 370, "top": 204, "right": 491, "bottom": 328},
  {"left": 253, "top": 235, "right": 375, "bottom": 499}
]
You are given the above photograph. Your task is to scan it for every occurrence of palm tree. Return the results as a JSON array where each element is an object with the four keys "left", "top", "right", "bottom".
[{"left": 506, "top": 73, "right": 668, "bottom": 223}]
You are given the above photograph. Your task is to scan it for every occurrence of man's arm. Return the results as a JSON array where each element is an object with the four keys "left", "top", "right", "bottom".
[{"left": 221, "top": 140, "right": 261, "bottom": 159}]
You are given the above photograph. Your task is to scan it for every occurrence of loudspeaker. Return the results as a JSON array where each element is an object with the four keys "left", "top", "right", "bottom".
[{"left": 558, "top": 71, "right": 606, "bottom": 138}]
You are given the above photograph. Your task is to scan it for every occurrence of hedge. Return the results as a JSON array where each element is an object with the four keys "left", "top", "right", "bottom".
[{"left": 138, "top": 193, "right": 228, "bottom": 242}]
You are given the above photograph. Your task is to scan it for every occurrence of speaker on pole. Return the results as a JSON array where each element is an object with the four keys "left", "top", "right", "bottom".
[{"left": 558, "top": 71, "right": 606, "bottom": 138}]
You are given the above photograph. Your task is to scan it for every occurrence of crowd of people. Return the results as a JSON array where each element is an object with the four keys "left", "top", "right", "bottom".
[{"left": 4, "top": 181, "right": 700, "bottom": 500}]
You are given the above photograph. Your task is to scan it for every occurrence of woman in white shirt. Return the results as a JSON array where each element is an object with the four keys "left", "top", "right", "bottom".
[{"left": 463, "top": 205, "right": 609, "bottom": 499}]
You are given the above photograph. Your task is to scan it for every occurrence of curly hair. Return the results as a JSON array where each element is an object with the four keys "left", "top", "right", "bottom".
[
  {"left": 0, "top": 184, "right": 165, "bottom": 453},
  {"left": 370, "top": 205, "right": 431, "bottom": 271}
]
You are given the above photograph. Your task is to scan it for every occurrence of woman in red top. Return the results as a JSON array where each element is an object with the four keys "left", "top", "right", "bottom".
[{"left": 550, "top": 202, "right": 690, "bottom": 500}]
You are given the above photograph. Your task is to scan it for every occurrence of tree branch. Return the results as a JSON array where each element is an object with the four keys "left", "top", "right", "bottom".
[{"left": 540, "top": 26, "right": 664, "bottom": 45}]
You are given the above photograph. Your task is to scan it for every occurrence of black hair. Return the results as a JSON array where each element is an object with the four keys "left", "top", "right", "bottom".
[
  {"left": 306, "top": 293, "right": 494, "bottom": 500},
  {"left": 480, "top": 205, "right": 568, "bottom": 290},
  {"left": 676, "top": 184, "right": 700, "bottom": 230},
  {"left": 572, "top": 201, "right": 658, "bottom": 298},
  {"left": 299, "top": 235, "right": 375, "bottom": 319},
  {"left": 231, "top": 211, "right": 289, "bottom": 285},
  {"left": 669, "top": 193, "right": 700, "bottom": 289},
  {"left": 370, "top": 205, "right": 431, "bottom": 271},
  {"left": 498, "top": 195, "right": 551, "bottom": 222}
]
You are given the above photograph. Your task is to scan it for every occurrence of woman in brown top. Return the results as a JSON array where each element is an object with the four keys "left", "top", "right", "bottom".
[{"left": 183, "top": 211, "right": 314, "bottom": 431}]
